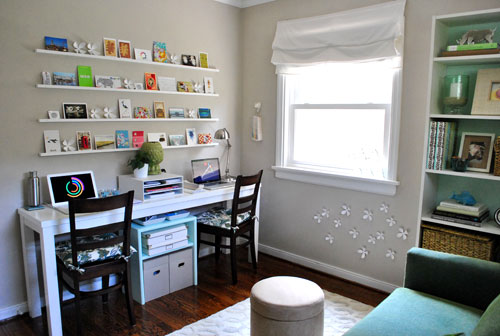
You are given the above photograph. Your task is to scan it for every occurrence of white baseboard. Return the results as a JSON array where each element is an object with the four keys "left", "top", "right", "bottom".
[
  {"left": 0, "top": 302, "right": 28, "bottom": 321},
  {"left": 258, "top": 244, "right": 398, "bottom": 293}
]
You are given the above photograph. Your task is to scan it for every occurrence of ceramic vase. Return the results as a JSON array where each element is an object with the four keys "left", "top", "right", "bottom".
[
  {"left": 140, "top": 142, "right": 163, "bottom": 175},
  {"left": 133, "top": 164, "right": 149, "bottom": 178}
]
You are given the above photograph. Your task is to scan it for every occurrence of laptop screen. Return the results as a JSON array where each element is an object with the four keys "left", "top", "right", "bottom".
[
  {"left": 192, "top": 158, "right": 221, "bottom": 184},
  {"left": 47, "top": 171, "right": 98, "bottom": 206}
]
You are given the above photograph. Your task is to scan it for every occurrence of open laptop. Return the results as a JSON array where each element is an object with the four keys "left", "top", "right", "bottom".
[
  {"left": 191, "top": 158, "right": 234, "bottom": 190},
  {"left": 46, "top": 171, "right": 98, "bottom": 214}
]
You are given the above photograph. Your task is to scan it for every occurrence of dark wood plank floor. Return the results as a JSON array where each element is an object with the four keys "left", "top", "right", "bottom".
[{"left": 0, "top": 252, "right": 388, "bottom": 336}]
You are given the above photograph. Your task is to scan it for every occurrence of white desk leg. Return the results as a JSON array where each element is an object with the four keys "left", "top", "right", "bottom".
[
  {"left": 40, "top": 230, "right": 63, "bottom": 336},
  {"left": 255, "top": 189, "right": 261, "bottom": 262},
  {"left": 20, "top": 218, "right": 42, "bottom": 318}
]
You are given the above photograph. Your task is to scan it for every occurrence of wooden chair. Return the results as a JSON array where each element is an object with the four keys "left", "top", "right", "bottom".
[
  {"left": 197, "top": 170, "right": 263, "bottom": 284},
  {"left": 55, "top": 191, "right": 136, "bottom": 335}
]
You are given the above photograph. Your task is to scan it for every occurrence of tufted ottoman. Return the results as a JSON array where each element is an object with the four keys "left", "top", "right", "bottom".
[{"left": 250, "top": 276, "right": 325, "bottom": 336}]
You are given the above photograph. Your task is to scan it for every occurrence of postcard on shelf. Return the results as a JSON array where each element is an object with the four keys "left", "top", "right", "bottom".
[
  {"left": 199, "top": 52, "right": 208, "bottom": 68},
  {"left": 77, "top": 66, "right": 93, "bottom": 87},
  {"left": 153, "top": 101, "right": 166, "bottom": 118},
  {"left": 132, "top": 131, "right": 144, "bottom": 148},
  {"left": 145, "top": 72, "right": 158, "bottom": 90},
  {"left": 158, "top": 76, "right": 177, "bottom": 92},
  {"left": 204, "top": 77, "right": 214, "bottom": 94},
  {"left": 103, "top": 37, "right": 117, "bottom": 57},
  {"left": 76, "top": 131, "right": 92, "bottom": 150},
  {"left": 198, "top": 133, "right": 212, "bottom": 144},
  {"left": 153, "top": 41, "right": 168, "bottom": 63},
  {"left": 48, "top": 110, "right": 60, "bottom": 119},
  {"left": 177, "top": 81, "right": 193, "bottom": 92},
  {"left": 181, "top": 54, "right": 197, "bottom": 67},
  {"left": 63, "top": 103, "right": 88, "bottom": 119},
  {"left": 42, "top": 72, "right": 52, "bottom": 85},
  {"left": 148, "top": 132, "right": 168, "bottom": 148},
  {"left": 134, "top": 106, "right": 153, "bottom": 119},
  {"left": 134, "top": 48, "right": 152, "bottom": 62},
  {"left": 198, "top": 108, "right": 211, "bottom": 118},
  {"left": 95, "top": 75, "right": 122, "bottom": 88},
  {"left": 169, "top": 107, "right": 185, "bottom": 118},
  {"left": 118, "top": 98, "right": 132, "bottom": 118},
  {"left": 169, "top": 135, "right": 186, "bottom": 146},
  {"left": 44, "top": 36, "right": 68, "bottom": 52},
  {"left": 186, "top": 128, "right": 197, "bottom": 146},
  {"left": 118, "top": 40, "right": 131, "bottom": 58},
  {"left": 43, "top": 130, "right": 61, "bottom": 153},
  {"left": 116, "top": 130, "right": 130, "bottom": 148},
  {"left": 53, "top": 72, "right": 76, "bottom": 86},
  {"left": 94, "top": 134, "right": 115, "bottom": 150},
  {"left": 134, "top": 83, "right": 144, "bottom": 90}
]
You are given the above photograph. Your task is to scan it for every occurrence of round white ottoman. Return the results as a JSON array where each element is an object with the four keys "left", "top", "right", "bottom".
[{"left": 250, "top": 276, "right": 324, "bottom": 336}]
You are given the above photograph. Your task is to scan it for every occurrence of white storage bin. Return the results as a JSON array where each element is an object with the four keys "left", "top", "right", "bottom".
[
  {"left": 143, "top": 239, "right": 189, "bottom": 256},
  {"left": 142, "top": 225, "right": 188, "bottom": 249},
  {"left": 143, "top": 254, "right": 170, "bottom": 302}
]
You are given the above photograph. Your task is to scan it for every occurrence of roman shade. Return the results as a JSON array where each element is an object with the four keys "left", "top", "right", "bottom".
[{"left": 271, "top": 0, "right": 406, "bottom": 72}]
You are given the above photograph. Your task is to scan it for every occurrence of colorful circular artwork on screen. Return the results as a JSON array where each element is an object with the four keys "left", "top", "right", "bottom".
[{"left": 66, "top": 177, "right": 84, "bottom": 198}]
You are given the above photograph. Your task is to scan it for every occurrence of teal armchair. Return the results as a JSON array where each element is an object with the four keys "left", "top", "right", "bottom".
[{"left": 345, "top": 247, "right": 500, "bottom": 336}]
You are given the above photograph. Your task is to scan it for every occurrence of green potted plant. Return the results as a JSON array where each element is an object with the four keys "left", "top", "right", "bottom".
[{"left": 128, "top": 150, "right": 149, "bottom": 178}]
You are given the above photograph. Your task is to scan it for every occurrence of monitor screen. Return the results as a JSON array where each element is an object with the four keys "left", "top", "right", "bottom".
[
  {"left": 192, "top": 158, "right": 221, "bottom": 184},
  {"left": 47, "top": 171, "right": 97, "bottom": 205}
]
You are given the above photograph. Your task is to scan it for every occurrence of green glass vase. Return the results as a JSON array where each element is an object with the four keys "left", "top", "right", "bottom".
[{"left": 140, "top": 142, "right": 164, "bottom": 175}]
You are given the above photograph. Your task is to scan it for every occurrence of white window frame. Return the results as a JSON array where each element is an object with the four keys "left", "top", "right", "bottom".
[{"left": 273, "top": 66, "right": 402, "bottom": 196}]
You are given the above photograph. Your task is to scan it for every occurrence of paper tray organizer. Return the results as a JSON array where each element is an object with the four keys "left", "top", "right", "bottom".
[{"left": 141, "top": 224, "right": 189, "bottom": 256}]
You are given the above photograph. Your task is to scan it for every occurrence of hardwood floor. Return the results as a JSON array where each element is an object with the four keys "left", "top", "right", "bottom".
[{"left": 0, "top": 252, "right": 388, "bottom": 336}]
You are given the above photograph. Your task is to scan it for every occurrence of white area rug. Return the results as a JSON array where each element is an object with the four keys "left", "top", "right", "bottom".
[{"left": 167, "top": 290, "right": 373, "bottom": 336}]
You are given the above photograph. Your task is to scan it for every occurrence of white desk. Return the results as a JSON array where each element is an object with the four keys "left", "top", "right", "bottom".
[{"left": 18, "top": 186, "right": 259, "bottom": 336}]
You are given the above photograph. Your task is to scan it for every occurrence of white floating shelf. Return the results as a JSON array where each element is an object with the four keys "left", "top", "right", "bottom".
[
  {"left": 39, "top": 118, "right": 219, "bottom": 123},
  {"left": 36, "top": 84, "right": 219, "bottom": 97},
  {"left": 430, "top": 114, "right": 500, "bottom": 120},
  {"left": 433, "top": 54, "right": 500, "bottom": 65},
  {"left": 425, "top": 169, "right": 500, "bottom": 181},
  {"left": 39, "top": 143, "right": 218, "bottom": 156},
  {"left": 35, "top": 49, "right": 220, "bottom": 73},
  {"left": 422, "top": 215, "right": 500, "bottom": 235}
]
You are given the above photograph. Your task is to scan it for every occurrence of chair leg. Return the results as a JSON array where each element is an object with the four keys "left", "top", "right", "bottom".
[
  {"left": 215, "top": 234, "right": 221, "bottom": 261},
  {"left": 125, "top": 265, "right": 136, "bottom": 326},
  {"left": 73, "top": 276, "right": 82, "bottom": 336},
  {"left": 102, "top": 275, "right": 109, "bottom": 303},
  {"left": 250, "top": 229, "right": 257, "bottom": 271},
  {"left": 57, "top": 265, "right": 64, "bottom": 308},
  {"left": 230, "top": 236, "right": 237, "bottom": 285}
]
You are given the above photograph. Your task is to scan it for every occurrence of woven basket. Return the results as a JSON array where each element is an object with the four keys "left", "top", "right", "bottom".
[
  {"left": 421, "top": 223, "right": 496, "bottom": 261},
  {"left": 494, "top": 136, "right": 500, "bottom": 176}
]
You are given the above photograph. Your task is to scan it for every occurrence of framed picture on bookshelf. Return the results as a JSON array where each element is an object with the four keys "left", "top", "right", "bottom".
[
  {"left": 103, "top": 38, "right": 117, "bottom": 57},
  {"left": 63, "top": 103, "right": 88, "bottom": 119},
  {"left": 169, "top": 135, "right": 186, "bottom": 146},
  {"left": 94, "top": 134, "right": 115, "bottom": 150},
  {"left": 134, "top": 48, "right": 152, "bottom": 62},
  {"left": 76, "top": 131, "right": 92, "bottom": 150},
  {"left": 471, "top": 68, "right": 500, "bottom": 115},
  {"left": 169, "top": 107, "right": 185, "bottom": 118},
  {"left": 153, "top": 101, "right": 166, "bottom": 118},
  {"left": 185, "top": 128, "right": 197, "bottom": 145},
  {"left": 145, "top": 72, "right": 158, "bottom": 90},
  {"left": 458, "top": 132, "right": 495, "bottom": 172},
  {"left": 118, "top": 40, "right": 131, "bottom": 58}
]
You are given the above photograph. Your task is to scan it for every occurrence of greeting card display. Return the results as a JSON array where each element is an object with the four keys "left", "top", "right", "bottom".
[
  {"left": 77, "top": 66, "right": 93, "bottom": 87},
  {"left": 148, "top": 132, "right": 168, "bottom": 148},
  {"left": 44, "top": 36, "right": 68, "bottom": 52},
  {"left": 134, "top": 107, "right": 153, "bottom": 119},
  {"left": 116, "top": 130, "right": 130, "bottom": 148},
  {"left": 154, "top": 101, "right": 166, "bottom": 118},
  {"left": 76, "top": 131, "right": 92, "bottom": 150},
  {"left": 177, "top": 81, "right": 193, "bottom": 92},
  {"left": 134, "top": 48, "right": 152, "bottom": 62},
  {"left": 103, "top": 38, "right": 117, "bottom": 57},
  {"left": 199, "top": 52, "right": 208, "bottom": 68},
  {"left": 186, "top": 128, "right": 197, "bottom": 145},
  {"left": 132, "top": 131, "right": 144, "bottom": 148},
  {"left": 118, "top": 40, "right": 131, "bottom": 58},
  {"left": 43, "top": 130, "right": 61, "bottom": 153},
  {"left": 145, "top": 73, "right": 158, "bottom": 90},
  {"left": 198, "top": 133, "right": 212, "bottom": 144},
  {"left": 153, "top": 41, "right": 168, "bottom": 63},
  {"left": 53, "top": 72, "right": 76, "bottom": 86},
  {"left": 94, "top": 134, "right": 115, "bottom": 150},
  {"left": 118, "top": 99, "right": 132, "bottom": 118}
]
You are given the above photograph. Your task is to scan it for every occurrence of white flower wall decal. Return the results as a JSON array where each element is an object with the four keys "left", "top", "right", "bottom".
[
  {"left": 397, "top": 227, "right": 409, "bottom": 240},
  {"left": 321, "top": 207, "right": 330, "bottom": 218},
  {"left": 87, "top": 42, "right": 99, "bottom": 55},
  {"left": 386, "top": 249, "right": 396, "bottom": 260},
  {"left": 333, "top": 218, "right": 342, "bottom": 228},
  {"left": 313, "top": 213, "right": 322, "bottom": 224},
  {"left": 188, "top": 109, "right": 196, "bottom": 118},
  {"left": 123, "top": 78, "right": 134, "bottom": 90},
  {"left": 379, "top": 202, "right": 389, "bottom": 213},
  {"left": 349, "top": 228, "right": 359, "bottom": 239},
  {"left": 325, "top": 233, "right": 334, "bottom": 244},
  {"left": 73, "top": 41, "right": 86, "bottom": 54},
  {"left": 340, "top": 204, "right": 351, "bottom": 216},
  {"left": 103, "top": 106, "right": 117, "bottom": 119},
  {"left": 368, "top": 235, "right": 376, "bottom": 245},
  {"left": 386, "top": 216, "right": 397, "bottom": 227},
  {"left": 362, "top": 209, "right": 373, "bottom": 222},
  {"left": 357, "top": 246, "right": 369, "bottom": 259},
  {"left": 90, "top": 108, "right": 101, "bottom": 119},
  {"left": 376, "top": 231, "right": 385, "bottom": 240},
  {"left": 193, "top": 82, "right": 203, "bottom": 93},
  {"left": 62, "top": 138, "right": 76, "bottom": 152},
  {"left": 169, "top": 54, "right": 179, "bottom": 64}
]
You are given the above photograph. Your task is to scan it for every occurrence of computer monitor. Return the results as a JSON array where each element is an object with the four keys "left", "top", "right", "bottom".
[
  {"left": 191, "top": 158, "right": 222, "bottom": 184},
  {"left": 47, "top": 171, "right": 98, "bottom": 208}
]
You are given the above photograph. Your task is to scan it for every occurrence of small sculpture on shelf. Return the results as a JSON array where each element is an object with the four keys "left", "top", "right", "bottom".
[
  {"left": 103, "top": 106, "right": 117, "bottom": 119},
  {"left": 72, "top": 41, "right": 86, "bottom": 54},
  {"left": 62, "top": 138, "right": 76, "bottom": 152},
  {"left": 139, "top": 142, "right": 163, "bottom": 175},
  {"left": 87, "top": 42, "right": 100, "bottom": 55},
  {"left": 457, "top": 27, "right": 496, "bottom": 45},
  {"left": 450, "top": 156, "right": 468, "bottom": 172},
  {"left": 450, "top": 191, "right": 476, "bottom": 206}
]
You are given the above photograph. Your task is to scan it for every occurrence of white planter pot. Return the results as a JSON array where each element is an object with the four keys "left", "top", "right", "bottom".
[{"left": 133, "top": 164, "right": 149, "bottom": 178}]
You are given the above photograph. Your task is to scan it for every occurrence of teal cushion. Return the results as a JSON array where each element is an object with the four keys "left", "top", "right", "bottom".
[
  {"left": 197, "top": 208, "right": 251, "bottom": 230},
  {"left": 472, "top": 294, "right": 500, "bottom": 336},
  {"left": 344, "top": 288, "right": 483, "bottom": 336}
]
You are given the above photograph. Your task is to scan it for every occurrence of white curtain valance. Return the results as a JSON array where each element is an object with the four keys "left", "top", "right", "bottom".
[{"left": 271, "top": 0, "right": 406, "bottom": 70}]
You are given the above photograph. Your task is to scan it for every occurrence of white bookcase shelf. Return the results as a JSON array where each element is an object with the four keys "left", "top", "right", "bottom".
[
  {"left": 425, "top": 169, "right": 500, "bottom": 181},
  {"left": 429, "top": 114, "right": 500, "bottom": 120},
  {"left": 421, "top": 215, "right": 500, "bottom": 236},
  {"left": 39, "top": 143, "right": 218, "bottom": 156},
  {"left": 433, "top": 54, "right": 500, "bottom": 65},
  {"left": 35, "top": 49, "right": 220, "bottom": 73},
  {"left": 39, "top": 118, "right": 219, "bottom": 123}
]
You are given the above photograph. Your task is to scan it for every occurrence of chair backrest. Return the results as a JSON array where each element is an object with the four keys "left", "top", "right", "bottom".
[
  {"left": 68, "top": 190, "right": 134, "bottom": 267},
  {"left": 230, "top": 170, "right": 263, "bottom": 228}
]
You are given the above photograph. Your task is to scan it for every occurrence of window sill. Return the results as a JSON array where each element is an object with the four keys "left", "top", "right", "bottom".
[{"left": 272, "top": 166, "right": 399, "bottom": 196}]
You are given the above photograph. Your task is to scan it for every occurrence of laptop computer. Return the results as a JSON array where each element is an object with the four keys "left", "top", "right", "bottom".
[
  {"left": 191, "top": 158, "right": 234, "bottom": 190},
  {"left": 46, "top": 171, "right": 98, "bottom": 214}
]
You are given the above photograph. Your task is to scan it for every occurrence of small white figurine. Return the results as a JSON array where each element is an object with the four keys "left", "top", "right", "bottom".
[
  {"left": 103, "top": 106, "right": 117, "bottom": 119},
  {"left": 62, "top": 139, "right": 76, "bottom": 152},
  {"left": 188, "top": 109, "right": 196, "bottom": 118},
  {"left": 192, "top": 82, "right": 203, "bottom": 93},
  {"left": 123, "top": 78, "right": 134, "bottom": 90},
  {"left": 457, "top": 27, "right": 496, "bottom": 45},
  {"left": 87, "top": 42, "right": 100, "bottom": 55},
  {"left": 73, "top": 41, "right": 86, "bottom": 54},
  {"left": 89, "top": 108, "right": 101, "bottom": 119}
]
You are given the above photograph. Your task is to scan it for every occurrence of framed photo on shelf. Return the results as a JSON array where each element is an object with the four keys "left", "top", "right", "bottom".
[
  {"left": 76, "top": 131, "right": 92, "bottom": 150},
  {"left": 199, "top": 52, "right": 208, "bottom": 68},
  {"left": 198, "top": 133, "right": 212, "bottom": 144},
  {"left": 134, "top": 48, "right": 152, "bottom": 62},
  {"left": 153, "top": 101, "right": 166, "bottom": 118},
  {"left": 118, "top": 98, "right": 132, "bottom": 118},
  {"left": 44, "top": 36, "right": 68, "bottom": 52},
  {"left": 148, "top": 132, "right": 168, "bottom": 148},
  {"left": 63, "top": 103, "right": 88, "bottom": 119},
  {"left": 94, "top": 134, "right": 115, "bottom": 150},
  {"left": 95, "top": 75, "right": 122, "bottom": 88},
  {"left": 145, "top": 73, "right": 158, "bottom": 90},
  {"left": 134, "top": 107, "right": 153, "bottom": 119},
  {"left": 471, "top": 69, "right": 500, "bottom": 115},
  {"left": 47, "top": 110, "right": 60, "bottom": 119},
  {"left": 42, "top": 71, "right": 52, "bottom": 85},
  {"left": 103, "top": 38, "right": 117, "bottom": 57},
  {"left": 177, "top": 81, "right": 193, "bottom": 92},
  {"left": 185, "top": 128, "right": 197, "bottom": 145},
  {"left": 458, "top": 132, "right": 495, "bottom": 172},
  {"left": 118, "top": 40, "right": 131, "bottom": 58},
  {"left": 198, "top": 108, "right": 211, "bottom": 118},
  {"left": 204, "top": 77, "right": 214, "bottom": 94},
  {"left": 53, "top": 72, "right": 76, "bottom": 86},
  {"left": 153, "top": 41, "right": 168, "bottom": 63},
  {"left": 181, "top": 55, "right": 197, "bottom": 67},
  {"left": 169, "top": 107, "right": 185, "bottom": 118},
  {"left": 169, "top": 135, "right": 186, "bottom": 146}
]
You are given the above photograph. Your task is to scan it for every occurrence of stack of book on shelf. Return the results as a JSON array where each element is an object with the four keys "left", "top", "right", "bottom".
[
  {"left": 426, "top": 121, "right": 456, "bottom": 170},
  {"left": 440, "top": 43, "right": 500, "bottom": 57},
  {"left": 431, "top": 199, "right": 489, "bottom": 227}
]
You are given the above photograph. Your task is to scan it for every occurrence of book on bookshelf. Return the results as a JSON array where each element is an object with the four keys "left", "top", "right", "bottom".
[
  {"left": 439, "top": 199, "right": 487, "bottom": 212},
  {"left": 440, "top": 48, "right": 500, "bottom": 57},
  {"left": 430, "top": 212, "right": 488, "bottom": 227},
  {"left": 426, "top": 121, "right": 456, "bottom": 170},
  {"left": 436, "top": 205, "right": 487, "bottom": 217},
  {"left": 446, "top": 43, "right": 498, "bottom": 51},
  {"left": 432, "top": 209, "right": 489, "bottom": 222}
]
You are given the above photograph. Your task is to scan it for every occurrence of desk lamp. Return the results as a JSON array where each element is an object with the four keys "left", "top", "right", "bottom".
[{"left": 214, "top": 128, "right": 234, "bottom": 182}]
